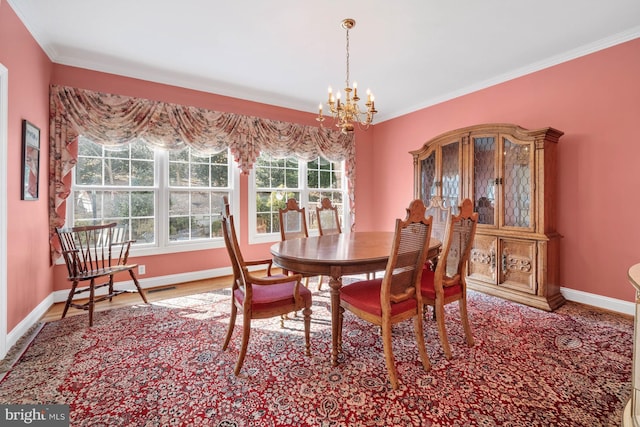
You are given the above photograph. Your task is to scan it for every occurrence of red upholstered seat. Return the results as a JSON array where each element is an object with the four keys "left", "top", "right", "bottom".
[
  {"left": 340, "top": 278, "right": 417, "bottom": 317},
  {"left": 234, "top": 280, "right": 312, "bottom": 311},
  {"left": 420, "top": 268, "right": 462, "bottom": 300}
]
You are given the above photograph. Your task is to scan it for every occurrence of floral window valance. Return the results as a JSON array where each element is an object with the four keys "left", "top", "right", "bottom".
[{"left": 49, "top": 84, "right": 356, "bottom": 261}]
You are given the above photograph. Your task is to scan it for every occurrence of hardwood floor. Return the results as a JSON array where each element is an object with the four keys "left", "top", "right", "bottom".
[{"left": 40, "top": 275, "right": 233, "bottom": 323}]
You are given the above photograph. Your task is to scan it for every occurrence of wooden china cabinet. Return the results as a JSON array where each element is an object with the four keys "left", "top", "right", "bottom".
[
  {"left": 624, "top": 263, "right": 640, "bottom": 426},
  {"left": 411, "top": 123, "right": 565, "bottom": 311}
]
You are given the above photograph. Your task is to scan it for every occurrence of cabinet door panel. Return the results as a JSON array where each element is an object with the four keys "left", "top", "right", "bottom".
[
  {"left": 501, "top": 136, "right": 535, "bottom": 231},
  {"left": 468, "top": 234, "right": 496, "bottom": 284},
  {"left": 472, "top": 135, "right": 497, "bottom": 227},
  {"left": 498, "top": 238, "right": 536, "bottom": 294},
  {"left": 441, "top": 140, "right": 461, "bottom": 214},
  {"left": 419, "top": 149, "right": 437, "bottom": 203}
]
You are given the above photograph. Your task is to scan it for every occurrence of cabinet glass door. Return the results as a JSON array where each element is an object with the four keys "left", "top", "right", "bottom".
[
  {"left": 419, "top": 150, "right": 436, "bottom": 203},
  {"left": 441, "top": 141, "right": 460, "bottom": 214},
  {"left": 472, "top": 136, "right": 497, "bottom": 226},
  {"left": 501, "top": 137, "right": 534, "bottom": 230},
  {"left": 418, "top": 140, "right": 461, "bottom": 213}
]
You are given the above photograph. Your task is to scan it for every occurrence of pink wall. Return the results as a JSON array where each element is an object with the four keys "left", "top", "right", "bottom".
[
  {"left": 0, "top": 1, "right": 53, "bottom": 330},
  {"left": 370, "top": 37, "right": 640, "bottom": 302}
]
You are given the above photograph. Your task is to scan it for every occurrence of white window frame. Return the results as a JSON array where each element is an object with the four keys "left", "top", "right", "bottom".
[
  {"left": 248, "top": 155, "right": 349, "bottom": 245},
  {"left": 66, "top": 143, "right": 240, "bottom": 258}
]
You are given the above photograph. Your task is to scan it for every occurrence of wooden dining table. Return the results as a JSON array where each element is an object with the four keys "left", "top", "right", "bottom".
[{"left": 270, "top": 231, "right": 441, "bottom": 366}]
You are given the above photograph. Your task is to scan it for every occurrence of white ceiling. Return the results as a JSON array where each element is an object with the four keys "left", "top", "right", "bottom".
[{"left": 8, "top": 0, "right": 640, "bottom": 123}]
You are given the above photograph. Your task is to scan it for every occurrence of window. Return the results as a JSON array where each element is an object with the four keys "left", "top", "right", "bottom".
[
  {"left": 69, "top": 137, "right": 235, "bottom": 255},
  {"left": 249, "top": 153, "right": 347, "bottom": 243}
]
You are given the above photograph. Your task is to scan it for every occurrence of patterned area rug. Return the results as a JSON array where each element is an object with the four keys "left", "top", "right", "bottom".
[{"left": 0, "top": 285, "right": 633, "bottom": 426}]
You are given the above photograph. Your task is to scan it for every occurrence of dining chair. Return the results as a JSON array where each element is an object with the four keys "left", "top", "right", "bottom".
[
  {"left": 338, "top": 199, "right": 433, "bottom": 390},
  {"left": 55, "top": 222, "right": 148, "bottom": 326},
  {"left": 278, "top": 198, "right": 312, "bottom": 287},
  {"left": 315, "top": 197, "right": 342, "bottom": 290},
  {"left": 279, "top": 198, "right": 309, "bottom": 241},
  {"left": 316, "top": 197, "right": 342, "bottom": 236},
  {"left": 221, "top": 198, "right": 312, "bottom": 376},
  {"left": 420, "top": 198, "right": 478, "bottom": 359}
]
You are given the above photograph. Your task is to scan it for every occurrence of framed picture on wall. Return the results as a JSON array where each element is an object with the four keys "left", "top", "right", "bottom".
[{"left": 21, "top": 119, "right": 40, "bottom": 201}]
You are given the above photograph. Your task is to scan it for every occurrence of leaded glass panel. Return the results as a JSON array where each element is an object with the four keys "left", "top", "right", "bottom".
[
  {"left": 503, "top": 138, "right": 531, "bottom": 228},
  {"left": 473, "top": 137, "right": 496, "bottom": 225},
  {"left": 441, "top": 142, "right": 460, "bottom": 214},
  {"left": 420, "top": 152, "right": 436, "bottom": 203}
]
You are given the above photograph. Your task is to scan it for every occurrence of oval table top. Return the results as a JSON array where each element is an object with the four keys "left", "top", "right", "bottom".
[{"left": 270, "top": 231, "right": 441, "bottom": 277}]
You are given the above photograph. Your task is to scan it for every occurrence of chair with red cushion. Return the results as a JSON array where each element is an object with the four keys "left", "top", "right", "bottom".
[
  {"left": 339, "top": 199, "right": 433, "bottom": 390},
  {"left": 221, "top": 197, "right": 312, "bottom": 375},
  {"left": 420, "top": 198, "right": 478, "bottom": 359}
]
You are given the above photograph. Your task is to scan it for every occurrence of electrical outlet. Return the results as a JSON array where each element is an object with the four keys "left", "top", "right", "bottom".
[{"left": 138, "top": 265, "right": 146, "bottom": 275}]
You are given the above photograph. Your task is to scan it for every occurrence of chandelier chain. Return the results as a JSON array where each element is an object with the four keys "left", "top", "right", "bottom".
[{"left": 345, "top": 27, "right": 350, "bottom": 89}]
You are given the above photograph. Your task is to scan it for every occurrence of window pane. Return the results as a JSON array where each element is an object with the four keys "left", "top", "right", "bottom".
[
  {"left": 131, "top": 191, "right": 154, "bottom": 217},
  {"left": 103, "top": 191, "right": 131, "bottom": 218},
  {"left": 211, "top": 165, "right": 228, "bottom": 187},
  {"left": 191, "top": 164, "right": 210, "bottom": 187},
  {"left": 105, "top": 159, "right": 130, "bottom": 185},
  {"left": 75, "top": 157, "right": 102, "bottom": 185},
  {"left": 170, "top": 192, "right": 190, "bottom": 215},
  {"left": 131, "top": 160, "right": 154, "bottom": 186},
  {"left": 191, "top": 191, "right": 211, "bottom": 215},
  {"left": 132, "top": 218, "right": 155, "bottom": 243},
  {"left": 170, "top": 162, "right": 189, "bottom": 186}
]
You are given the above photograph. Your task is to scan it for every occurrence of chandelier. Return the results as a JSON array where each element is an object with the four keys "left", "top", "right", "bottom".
[{"left": 316, "top": 18, "right": 377, "bottom": 134}]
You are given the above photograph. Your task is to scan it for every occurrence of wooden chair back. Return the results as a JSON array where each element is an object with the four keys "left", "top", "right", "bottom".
[
  {"left": 221, "top": 196, "right": 243, "bottom": 289},
  {"left": 381, "top": 200, "right": 433, "bottom": 307},
  {"left": 437, "top": 198, "right": 478, "bottom": 285},
  {"left": 55, "top": 222, "right": 147, "bottom": 326},
  {"left": 316, "top": 197, "right": 341, "bottom": 236},
  {"left": 57, "top": 222, "right": 132, "bottom": 279},
  {"left": 425, "top": 196, "right": 451, "bottom": 245},
  {"left": 279, "top": 198, "right": 308, "bottom": 240}
]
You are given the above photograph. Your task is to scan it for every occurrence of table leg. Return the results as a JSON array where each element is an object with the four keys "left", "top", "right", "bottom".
[{"left": 329, "top": 274, "right": 342, "bottom": 366}]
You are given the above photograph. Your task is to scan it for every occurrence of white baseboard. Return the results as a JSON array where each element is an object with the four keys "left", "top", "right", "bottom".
[
  {"left": 4, "top": 276, "right": 635, "bottom": 359},
  {"left": 560, "top": 286, "right": 635, "bottom": 316},
  {"left": 6, "top": 294, "right": 53, "bottom": 353}
]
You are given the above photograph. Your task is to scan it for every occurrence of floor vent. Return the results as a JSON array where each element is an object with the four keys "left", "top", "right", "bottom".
[{"left": 147, "top": 286, "right": 177, "bottom": 294}]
